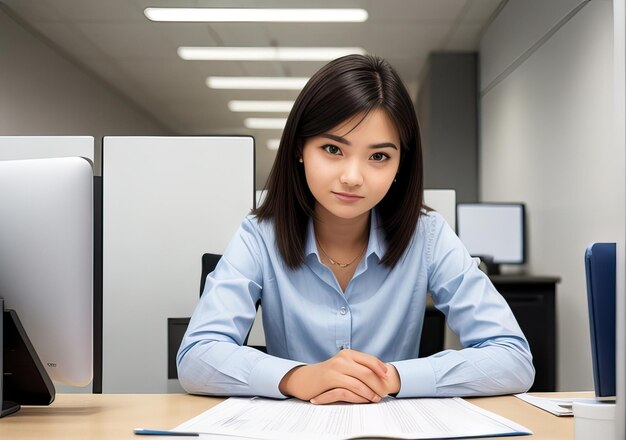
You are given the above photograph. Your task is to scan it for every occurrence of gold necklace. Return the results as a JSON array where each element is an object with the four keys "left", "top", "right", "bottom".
[{"left": 316, "top": 238, "right": 367, "bottom": 269}]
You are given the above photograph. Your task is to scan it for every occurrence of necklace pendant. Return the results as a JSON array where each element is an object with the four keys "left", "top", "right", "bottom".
[
  {"left": 316, "top": 237, "right": 365, "bottom": 270},
  {"left": 328, "top": 257, "right": 349, "bottom": 268}
]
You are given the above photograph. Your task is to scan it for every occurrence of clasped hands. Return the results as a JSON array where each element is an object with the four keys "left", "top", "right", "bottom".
[{"left": 278, "top": 349, "right": 400, "bottom": 405}]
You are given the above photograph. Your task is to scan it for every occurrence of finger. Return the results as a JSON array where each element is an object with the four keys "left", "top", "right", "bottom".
[
  {"left": 340, "top": 349, "right": 388, "bottom": 378},
  {"left": 310, "top": 388, "right": 373, "bottom": 405},
  {"left": 335, "top": 362, "right": 389, "bottom": 397},
  {"left": 334, "top": 373, "right": 382, "bottom": 402}
]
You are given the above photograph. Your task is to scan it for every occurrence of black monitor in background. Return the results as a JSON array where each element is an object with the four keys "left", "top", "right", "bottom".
[
  {"left": 456, "top": 203, "right": 526, "bottom": 275},
  {"left": 0, "top": 157, "right": 94, "bottom": 417},
  {"left": 584, "top": 242, "right": 616, "bottom": 401}
]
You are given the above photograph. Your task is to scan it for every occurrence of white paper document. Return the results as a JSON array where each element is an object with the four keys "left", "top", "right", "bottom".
[
  {"left": 174, "top": 397, "right": 532, "bottom": 440},
  {"left": 514, "top": 393, "right": 595, "bottom": 417}
]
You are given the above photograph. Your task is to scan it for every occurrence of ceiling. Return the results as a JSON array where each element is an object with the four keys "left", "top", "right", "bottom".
[{"left": 1, "top": 0, "right": 503, "bottom": 184}]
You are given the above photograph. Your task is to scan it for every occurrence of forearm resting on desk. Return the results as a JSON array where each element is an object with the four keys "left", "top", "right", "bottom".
[
  {"left": 177, "top": 340, "right": 303, "bottom": 398},
  {"left": 278, "top": 349, "right": 401, "bottom": 404}
]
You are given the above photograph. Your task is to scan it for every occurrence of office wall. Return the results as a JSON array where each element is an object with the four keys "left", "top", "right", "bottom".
[
  {"left": 0, "top": 6, "right": 172, "bottom": 174},
  {"left": 480, "top": 0, "right": 624, "bottom": 390},
  {"left": 418, "top": 53, "right": 478, "bottom": 203}
]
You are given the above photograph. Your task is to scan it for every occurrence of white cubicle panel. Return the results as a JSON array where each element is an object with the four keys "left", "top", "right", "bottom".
[
  {"left": 102, "top": 136, "right": 254, "bottom": 393},
  {"left": 0, "top": 136, "right": 94, "bottom": 163},
  {"left": 423, "top": 189, "right": 456, "bottom": 230}
]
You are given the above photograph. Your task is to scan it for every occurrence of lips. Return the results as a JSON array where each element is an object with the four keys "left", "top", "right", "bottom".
[{"left": 332, "top": 191, "right": 364, "bottom": 202}]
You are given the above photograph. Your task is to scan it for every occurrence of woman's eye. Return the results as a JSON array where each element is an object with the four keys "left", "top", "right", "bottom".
[
  {"left": 323, "top": 145, "right": 342, "bottom": 155},
  {"left": 371, "top": 152, "right": 389, "bottom": 162}
]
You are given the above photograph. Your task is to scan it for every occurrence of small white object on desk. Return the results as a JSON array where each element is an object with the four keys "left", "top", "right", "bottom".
[
  {"left": 572, "top": 400, "right": 615, "bottom": 440},
  {"left": 514, "top": 393, "right": 581, "bottom": 416}
]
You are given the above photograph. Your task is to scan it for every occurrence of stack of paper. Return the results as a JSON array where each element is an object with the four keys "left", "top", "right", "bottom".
[{"left": 170, "top": 396, "right": 532, "bottom": 439}]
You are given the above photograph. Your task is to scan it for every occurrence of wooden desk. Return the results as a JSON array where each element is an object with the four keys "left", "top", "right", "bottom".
[{"left": 0, "top": 393, "right": 587, "bottom": 439}]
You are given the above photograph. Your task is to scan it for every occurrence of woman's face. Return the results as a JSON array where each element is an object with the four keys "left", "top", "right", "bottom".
[{"left": 301, "top": 108, "right": 401, "bottom": 223}]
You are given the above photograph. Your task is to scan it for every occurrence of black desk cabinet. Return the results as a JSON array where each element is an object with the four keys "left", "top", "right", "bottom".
[{"left": 490, "top": 275, "right": 559, "bottom": 392}]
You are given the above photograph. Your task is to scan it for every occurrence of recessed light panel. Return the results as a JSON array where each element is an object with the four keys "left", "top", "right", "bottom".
[
  {"left": 228, "top": 101, "right": 294, "bottom": 112},
  {"left": 145, "top": 8, "right": 368, "bottom": 23},
  {"left": 244, "top": 118, "right": 288, "bottom": 129},
  {"left": 207, "top": 77, "right": 308, "bottom": 90},
  {"left": 178, "top": 47, "right": 366, "bottom": 61}
]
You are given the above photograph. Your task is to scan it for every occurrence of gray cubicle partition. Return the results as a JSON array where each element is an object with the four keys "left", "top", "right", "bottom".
[{"left": 102, "top": 136, "right": 254, "bottom": 393}]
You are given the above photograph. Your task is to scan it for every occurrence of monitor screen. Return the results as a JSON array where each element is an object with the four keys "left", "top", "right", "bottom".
[
  {"left": 456, "top": 203, "right": 526, "bottom": 265},
  {"left": 0, "top": 157, "right": 93, "bottom": 411}
]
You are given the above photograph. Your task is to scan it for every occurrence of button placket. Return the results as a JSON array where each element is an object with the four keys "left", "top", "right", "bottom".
[{"left": 336, "top": 303, "right": 351, "bottom": 351}]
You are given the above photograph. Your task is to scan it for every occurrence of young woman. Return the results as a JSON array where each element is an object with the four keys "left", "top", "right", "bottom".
[{"left": 177, "top": 54, "right": 534, "bottom": 405}]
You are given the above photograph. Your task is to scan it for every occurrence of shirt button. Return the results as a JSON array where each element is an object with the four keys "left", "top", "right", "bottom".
[{"left": 339, "top": 307, "right": 347, "bottom": 315}]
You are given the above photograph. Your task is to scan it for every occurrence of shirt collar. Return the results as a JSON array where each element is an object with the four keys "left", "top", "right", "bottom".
[{"left": 304, "top": 209, "right": 387, "bottom": 261}]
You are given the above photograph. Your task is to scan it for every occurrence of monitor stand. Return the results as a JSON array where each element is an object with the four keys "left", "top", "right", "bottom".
[
  {"left": 475, "top": 255, "right": 501, "bottom": 275},
  {"left": 1, "top": 298, "right": 55, "bottom": 418},
  {"left": 1, "top": 400, "right": 19, "bottom": 418},
  {"left": 0, "top": 299, "right": 19, "bottom": 417}
]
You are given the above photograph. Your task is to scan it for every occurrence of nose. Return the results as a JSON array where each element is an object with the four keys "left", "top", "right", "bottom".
[{"left": 339, "top": 160, "right": 364, "bottom": 187}]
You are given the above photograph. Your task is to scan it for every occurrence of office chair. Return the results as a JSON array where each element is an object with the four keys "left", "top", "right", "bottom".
[
  {"left": 420, "top": 305, "right": 446, "bottom": 358},
  {"left": 199, "top": 253, "right": 221, "bottom": 296}
]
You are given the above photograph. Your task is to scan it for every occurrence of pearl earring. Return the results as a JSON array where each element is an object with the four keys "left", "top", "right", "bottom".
[{"left": 298, "top": 157, "right": 303, "bottom": 163}]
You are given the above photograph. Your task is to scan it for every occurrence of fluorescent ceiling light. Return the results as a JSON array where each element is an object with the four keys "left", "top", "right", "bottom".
[
  {"left": 267, "top": 139, "right": 281, "bottom": 151},
  {"left": 178, "top": 47, "right": 366, "bottom": 61},
  {"left": 145, "top": 8, "right": 368, "bottom": 23},
  {"left": 244, "top": 118, "right": 287, "bottom": 129},
  {"left": 228, "top": 101, "right": 294, "bottom": 113},
  {"left": 207, "top": 77, "right": 308, "bottom": 90}
]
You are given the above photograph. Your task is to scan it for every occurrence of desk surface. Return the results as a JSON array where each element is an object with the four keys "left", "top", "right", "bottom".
[{"left": 0, "top": 392, "right": 589, "bottom": 439}]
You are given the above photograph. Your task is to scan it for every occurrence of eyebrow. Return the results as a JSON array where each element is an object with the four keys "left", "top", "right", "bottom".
[{"left": 320, "top": 133, "right": 398, "bottom": 150}]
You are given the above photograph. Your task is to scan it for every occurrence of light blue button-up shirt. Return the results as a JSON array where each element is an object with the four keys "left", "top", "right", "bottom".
[{"left": 177, "top": 210, "right": 534, "bottom": 399}]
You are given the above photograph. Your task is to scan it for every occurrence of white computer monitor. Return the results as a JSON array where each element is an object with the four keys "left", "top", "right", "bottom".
[
  {"left": 456, "top": 203, "right": 526, "bottom": 271},
  {"left": 0, "top": 157, "right": 93, "bottom": 416}
]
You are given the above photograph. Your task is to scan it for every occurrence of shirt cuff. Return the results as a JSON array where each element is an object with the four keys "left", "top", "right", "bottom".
[
  {"left": 390, "top": 358, "right": 437, "bottom": 398},
  {"left": 248, "top": 355, "right": 305, "bottom": 399}
]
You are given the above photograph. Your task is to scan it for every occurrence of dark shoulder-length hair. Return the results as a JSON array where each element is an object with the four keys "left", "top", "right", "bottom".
[{"left": 254, "top": 54, "right": 424, "bottom": 269}]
